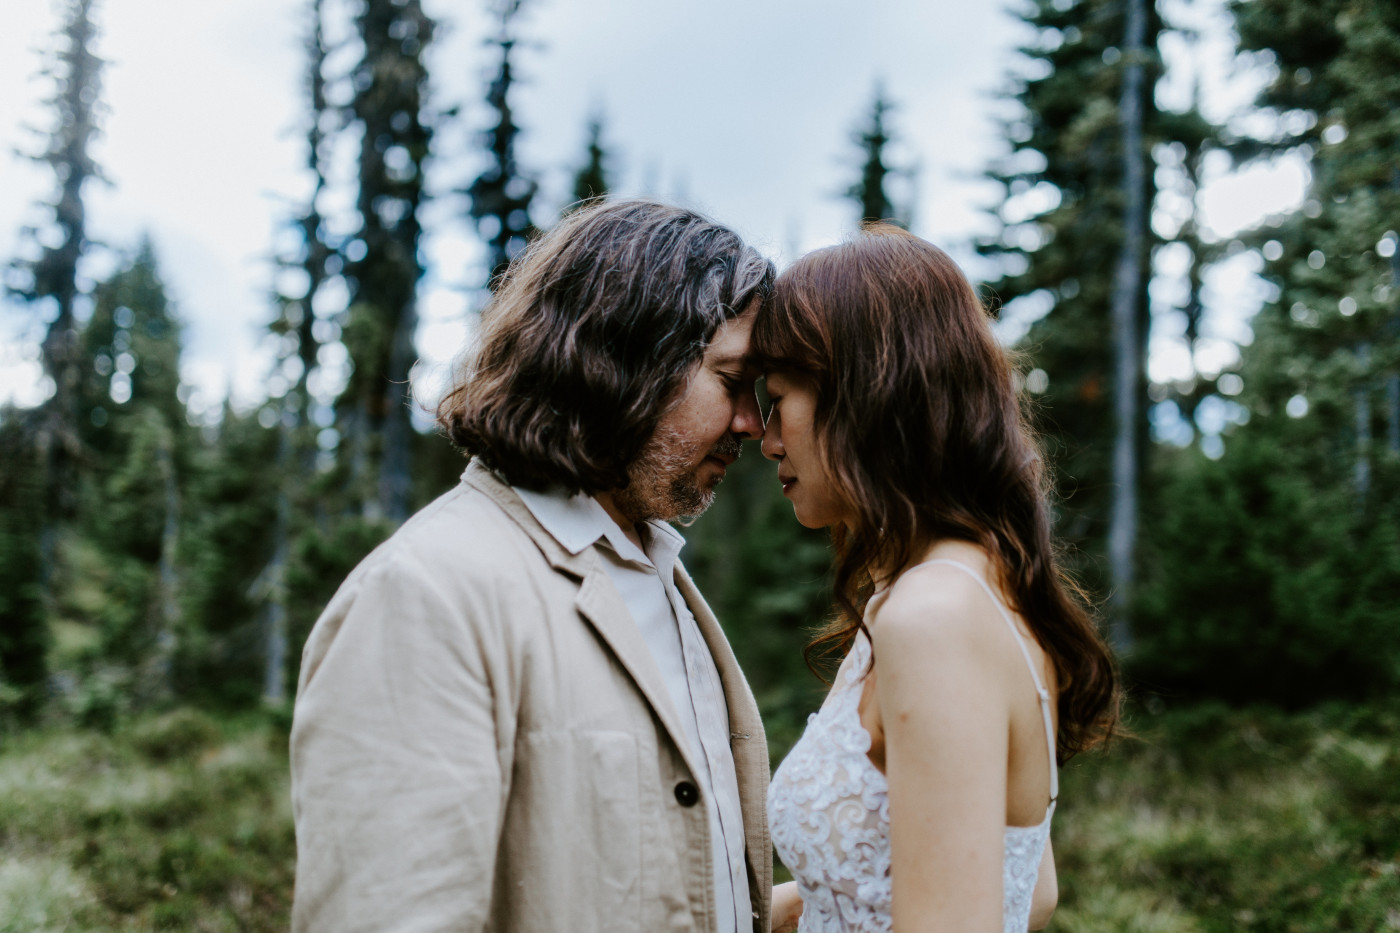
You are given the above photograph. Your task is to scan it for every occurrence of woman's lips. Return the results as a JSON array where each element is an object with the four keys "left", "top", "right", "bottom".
[{"left": 780, "top": 477, "right": 796, "bottom": 495}]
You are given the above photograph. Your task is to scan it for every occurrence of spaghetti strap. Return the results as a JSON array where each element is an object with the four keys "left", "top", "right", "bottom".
[{"left": 909, "top": 558, "right": 1059, "bottom": 803}]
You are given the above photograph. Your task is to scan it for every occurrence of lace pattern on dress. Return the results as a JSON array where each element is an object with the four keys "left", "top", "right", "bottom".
[
  {"left": 767, "top": 558, "right": 1056, "bottom": 933},
  {"left": 768, "top": 635, "right": 892, "bottom": 933}
]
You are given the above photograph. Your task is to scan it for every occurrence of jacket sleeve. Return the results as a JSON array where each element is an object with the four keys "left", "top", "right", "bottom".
[{"left": 290, "top": 550, "right": 514, "bottom": 933}]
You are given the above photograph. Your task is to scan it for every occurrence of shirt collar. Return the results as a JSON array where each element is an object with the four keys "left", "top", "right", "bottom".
[{"left": 513, "top": 484, "right": 686, "bottom": 572}]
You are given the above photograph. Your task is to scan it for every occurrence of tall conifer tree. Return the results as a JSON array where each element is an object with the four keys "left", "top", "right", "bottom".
[
  {"left": 570, "top": 114, "right": 611, "bottom": 207},
  {"left": 977, "top": 0, "right": 1225, "bottom": 647},
  {"left": 260, "top": 0, "right": 337, "bottom": 704},
  {"left": 466, "top": 0, "right": 539, "bottom": 288},
  {"left": 77, "top": 242, "right": 187, "bottom": 701},
  {"left": 1229, "top": 0, "right": 1400, "bottom": 497},
  {"left": 1, "top": 0, "right": 106, "bottom": 710},
  {"left": 1128, "top": 0, "right": 1400, "bottom": 702},
  {"left": 6, "top": 0, "right": 106, "bottom": 589},
  {"left": 845, "top": 86, "right": 912, "bottom": 228},
  {"left": 340, "top": 0, "right": 434, "bottom": 523}
]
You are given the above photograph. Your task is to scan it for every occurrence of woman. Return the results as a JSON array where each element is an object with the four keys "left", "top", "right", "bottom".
[{"left": 757, "top": 225, "right": 1119, "bottom": 932}]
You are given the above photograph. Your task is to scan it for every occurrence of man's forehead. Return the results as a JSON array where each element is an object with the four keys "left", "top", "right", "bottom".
[
  {"left": 706, "top": 349, "right": 750, "bottom": 368},
  {"left": 704, "top": 310, "right": 756, "bottom": 366}
]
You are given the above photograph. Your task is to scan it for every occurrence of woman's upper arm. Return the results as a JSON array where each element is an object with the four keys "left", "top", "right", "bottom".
[{"left": 873, "top": 584, "right": 1010, "bottom": 932}]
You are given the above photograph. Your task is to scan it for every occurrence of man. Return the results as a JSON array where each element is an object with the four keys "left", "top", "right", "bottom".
[{"left": 290, "top": 200, "right": 776, "bottom": 933}]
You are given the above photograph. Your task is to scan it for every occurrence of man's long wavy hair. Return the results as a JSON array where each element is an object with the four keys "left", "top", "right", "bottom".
[
  {"left": 752, "top": 224, "right": 1119, "bottom": 760},
  {"left": 438, "top": 199, "right": 774, "bottom": 493}
]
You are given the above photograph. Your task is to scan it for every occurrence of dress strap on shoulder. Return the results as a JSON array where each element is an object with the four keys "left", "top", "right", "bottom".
[{"left": 909, "top": 558, "right": 1059, "bottom": 803}]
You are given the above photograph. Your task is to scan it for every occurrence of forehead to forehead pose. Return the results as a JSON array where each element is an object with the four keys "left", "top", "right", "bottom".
[
  {"left": 441, "top": 198, "right": 773, "bottom": 522},
  {"left": 291, "top": 199, "right": 782, "bottom": 933},
  {"left": 758, "top": 224, "right": 1120, "bottom": 933}
]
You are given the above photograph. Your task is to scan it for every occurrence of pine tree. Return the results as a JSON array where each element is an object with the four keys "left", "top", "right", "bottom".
[
  {"left": 72, "top": 244, "right": 188, "bottom": 703},
  {"left": 845, "top": 85, "right": 912, "bottom": 228},
  {"left": 5, "top": 0, "right": 106, "bottom": 592},
  {"left": 1129, "top": 0, "right": 1400, "bottom": 702},
  {"left": 260, "top": 0, "right": 337, "bottom": 704},
  {"left": 1103, "top": 0, "right": 1151, "bottom": 650},
  {"left": 339, "top": 0, "right": 435, "bottom": 523},
  {"left": 466, "top": 0, "right": 539, "bottom": 288},
  {"left": 569, "top": 114, "right": 611, "bottom": 207},
  {"left": 178, "top": 409, "right": 280, "bottom": 708},
  {"left": 1229, "top": 0, "right": 1399, "bottom": 500},
  {"left": 976, "top": 0, "right": 1230, "bottom": 648}
]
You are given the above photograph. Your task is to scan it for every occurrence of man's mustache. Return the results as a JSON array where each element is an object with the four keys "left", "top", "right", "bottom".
[{"left": 710, "top": 433, "right": 742, "bottom": 461}]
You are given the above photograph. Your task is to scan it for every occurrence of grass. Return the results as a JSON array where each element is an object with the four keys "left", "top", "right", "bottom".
[
  {"left": 0, "top": 708, "right": 294, "bottom": 932},
  {"left": 0, "top": 702, "right": 1396, "bottom": 931},
  {"left": 1052, "top": 700, "right": 1400, "bottom": 932}
]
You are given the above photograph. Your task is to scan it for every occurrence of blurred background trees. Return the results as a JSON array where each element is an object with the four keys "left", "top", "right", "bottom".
[
  {"left": 0, "top": 0, "right": 1396, "bottom": 731},
  {"left": 1, "top": 0, "right": 1397, "bottom": 927}
]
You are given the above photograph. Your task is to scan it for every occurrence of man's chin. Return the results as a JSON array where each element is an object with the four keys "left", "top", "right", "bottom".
[{"left": 656, "top": 478, "right": 717, "bottom": 524}]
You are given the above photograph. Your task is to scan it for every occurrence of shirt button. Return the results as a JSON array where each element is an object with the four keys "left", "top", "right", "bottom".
[{"left": 674, "top": 781, "right": 699, "bottom": 807}]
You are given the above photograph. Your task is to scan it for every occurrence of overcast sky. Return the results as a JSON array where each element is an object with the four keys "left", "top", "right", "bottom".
[{"left": 0, "top": 0, "right": 1307, "bottom": 418}]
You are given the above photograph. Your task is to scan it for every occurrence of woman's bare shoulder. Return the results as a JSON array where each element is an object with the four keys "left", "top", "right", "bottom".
[{"left": 869, "top": 561, "right": 1007, "bottom": 663}]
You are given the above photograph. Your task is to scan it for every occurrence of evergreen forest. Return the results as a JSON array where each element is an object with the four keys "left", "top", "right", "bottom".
[{"left": 1, "top": 0, "right": 1397, "bottom": 929}]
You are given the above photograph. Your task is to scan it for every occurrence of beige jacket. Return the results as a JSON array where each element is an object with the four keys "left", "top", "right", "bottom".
[{"left": 290, "top": 460, "right": 771, "bottom": 933}]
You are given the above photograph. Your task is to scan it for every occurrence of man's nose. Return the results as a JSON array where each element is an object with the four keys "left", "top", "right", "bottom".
[{"left": 732, "top": 386, "right": 764, "bottom": 440}]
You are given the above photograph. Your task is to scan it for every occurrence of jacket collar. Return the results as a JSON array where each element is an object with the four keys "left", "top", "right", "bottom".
[{"left": 461, "top": 459, "right": 702, "bottom": 776}]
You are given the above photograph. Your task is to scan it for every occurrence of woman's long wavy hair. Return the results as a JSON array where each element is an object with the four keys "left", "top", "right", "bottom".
[{"left": 752, "top": 224, "right": 1119, "bottom": 760}]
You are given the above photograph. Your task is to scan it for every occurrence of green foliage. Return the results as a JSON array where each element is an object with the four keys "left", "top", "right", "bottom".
[
  {"left": 979, "top": 0, "right": 1153, "bottom": 583},
  {"left": 45, "top": 247, "right": 190, "bottom": 711},
  {"left": 0, "top": 710, "right": 295, "bottom": 931},
  {"left": 6, "top": 703, "right": 1395, "bottom": 930},
  {"left": 176, "top": 412, "right": 280, "bottom": 708},
  {"left": 0, "top": 416, "right": 49, "bottom": 723},
  {"left": 128, "top": 708, "right": 223, "bottom": 762},
  {"left": 284, "top": 513, "right": 396, "bottom": 690},
  {"left": 1125, "top": 0, "right": 1400, "bottom": 704},
  {"left": 1053, "top": 701, "right": 1400, "bottom": 931},
  {"left": 977, "top": 0, "right": 1225, "bottom": 604},
  {"left": 1133, "top": 436, "right": 1400, "bottom": 703}
]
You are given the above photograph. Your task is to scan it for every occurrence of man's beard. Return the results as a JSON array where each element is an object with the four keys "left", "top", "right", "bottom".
[{"left": 613, "top": 428, "right": 742, "bottom": 523}]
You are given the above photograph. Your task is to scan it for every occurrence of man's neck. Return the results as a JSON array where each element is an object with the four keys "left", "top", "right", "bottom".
[{"left": 593, "top": 491, "right": 647, "bottom": 552}]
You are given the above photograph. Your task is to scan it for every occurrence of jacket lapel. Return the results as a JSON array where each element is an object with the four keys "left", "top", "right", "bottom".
[
  {"left": 462, "top": 460, "right": 704, "bottom": 780},
  {"left": 571, "top": 563, "right": 705, "bottom": 779}
]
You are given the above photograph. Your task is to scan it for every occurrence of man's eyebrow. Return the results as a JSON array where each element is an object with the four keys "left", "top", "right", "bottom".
[{"left": 708, "top": 352, "right": 750, "bottom": 369}]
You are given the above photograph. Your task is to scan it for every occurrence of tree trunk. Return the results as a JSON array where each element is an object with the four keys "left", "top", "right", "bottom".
[
  {"left": 1107, "top": 0, "right": 1148, "bottom": 654},
  {"left": 379, "top": 297, "right": 417, "bottom": 523},
  {"left": 1388, "top": 178, "right": 1400, "bottom": 455},
  {"left": 1355, "top": 342, "right": 1372, "bottom": 501},
  {"left": 151, "top": 430, "right": 180, "bottom": 700},
  {"left": 263, "top": 481, "right": 290, "bottom": 705}
]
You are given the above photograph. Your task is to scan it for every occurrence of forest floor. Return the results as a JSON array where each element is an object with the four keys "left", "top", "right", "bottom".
[{"left": 0, "top": 702, "right": 1397, "bottom": 932}]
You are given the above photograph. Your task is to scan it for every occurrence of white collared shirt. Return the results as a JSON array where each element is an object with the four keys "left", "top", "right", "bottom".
[{"left": 514, "top": 485, "right": 751, "bottom": 933}]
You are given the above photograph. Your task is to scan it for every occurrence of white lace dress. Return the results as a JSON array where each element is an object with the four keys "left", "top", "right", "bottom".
[{"left": 767, "top": 559, "right": 1058, "bottom": 933}]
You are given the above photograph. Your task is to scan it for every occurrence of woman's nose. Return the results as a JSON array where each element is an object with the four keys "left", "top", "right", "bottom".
[{"left": 761, "top": 413, "right": 784, "bottom": 461}]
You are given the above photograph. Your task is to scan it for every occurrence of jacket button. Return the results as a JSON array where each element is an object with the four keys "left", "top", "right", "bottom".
[{"left": 674, "top": 781, "right": 699, "bottom": 807}]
